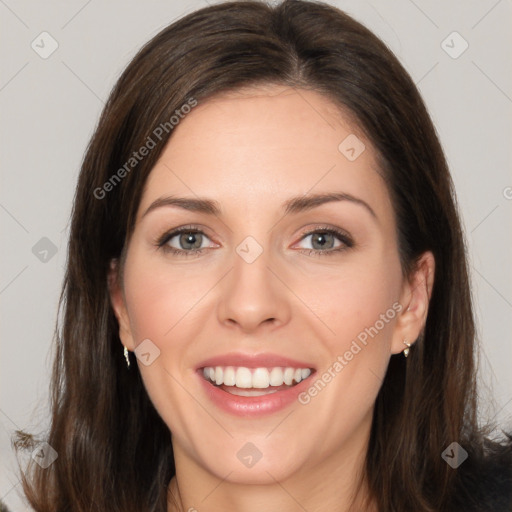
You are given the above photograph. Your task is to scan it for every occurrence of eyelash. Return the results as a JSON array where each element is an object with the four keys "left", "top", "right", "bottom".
[{"left": 155, "top": 224, "right": 354, "bottom": 258}]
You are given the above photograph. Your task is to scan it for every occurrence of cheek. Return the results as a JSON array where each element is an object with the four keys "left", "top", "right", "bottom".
[
  {"left": 122, "top": 252, "right": 211, "bottom": 437},
  {"left": 123, "top": 251, "right": 214, "bottom": 343},
  {"left": 312, "top": 257, "right": 402, "bottom": 353},
  {"left": 297, "top": 264, "right": 401, "bottom": 444}
]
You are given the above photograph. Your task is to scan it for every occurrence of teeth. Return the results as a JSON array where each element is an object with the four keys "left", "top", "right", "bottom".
[
  {"left": 202, "top": 366, "right": 312, "bottom": 388},
  {"left": 269, "top": 367, "right": 283, "bottom": 386},
  {"left": 283, "top": 367, "right": 294, "bottom": 385},
  {"left": 235, "top": 367, "right": 252, "bottom": 388},
  {"left": 252, "top": 368, "right": 270, "bottom": 389},
  {"left": 223, "top": 366, "right": 236, "bottom": 386}
]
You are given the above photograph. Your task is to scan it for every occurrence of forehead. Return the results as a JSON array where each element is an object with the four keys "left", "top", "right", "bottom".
[{"left": 138, "top": 85, "right": 393, "bottom": 223}]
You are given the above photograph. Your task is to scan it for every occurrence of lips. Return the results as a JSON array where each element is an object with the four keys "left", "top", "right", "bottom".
[
  {"left": 196, "top": 352, "right": 315, "bottom": 370},
  {"left": 195, "top": 352, "right": 316, "bottom": 416}
]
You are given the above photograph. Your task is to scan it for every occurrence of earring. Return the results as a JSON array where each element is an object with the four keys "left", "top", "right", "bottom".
[
  {"left": 123, "top": 346, "right": 130, "bottom": 368},
  {"left": 403, "top": 340, "right": 411, "bottom": 358}
]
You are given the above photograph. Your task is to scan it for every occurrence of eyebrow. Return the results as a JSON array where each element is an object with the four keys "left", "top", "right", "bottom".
[{"left": 141, "top": 192, "right": 377, "bottom": 219}]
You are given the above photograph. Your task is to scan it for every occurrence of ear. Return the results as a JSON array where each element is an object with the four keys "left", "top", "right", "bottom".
[
  {"left": 391, "top": 251, "right": 435, "bottom": 355},
  {"left": 108, "top": 258, "right": 135, "bottom": 352}
]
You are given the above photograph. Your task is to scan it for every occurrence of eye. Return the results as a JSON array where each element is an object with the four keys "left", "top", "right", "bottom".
[
  {"left": 156, "top": 225, "right": 216, "bottom": 257},
  {"left": 294, "top": 226, "right": 354, "bottom": 256},
  {"left": 155, "top": 224, "right": 354, "bottom": 258}
]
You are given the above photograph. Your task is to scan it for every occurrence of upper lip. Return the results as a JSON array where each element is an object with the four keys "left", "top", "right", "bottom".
[{"left": 196, "top": 352, "right": 315, "bottom": 370}]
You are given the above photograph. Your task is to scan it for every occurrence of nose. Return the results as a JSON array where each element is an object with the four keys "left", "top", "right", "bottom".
[{"left": 217, "top": 244, "right": 292, "bottom": 334}]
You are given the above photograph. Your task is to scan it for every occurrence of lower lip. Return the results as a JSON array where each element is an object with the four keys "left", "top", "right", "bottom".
[{"left": 197, "top": 370, "right": 314, "bottom": 416}]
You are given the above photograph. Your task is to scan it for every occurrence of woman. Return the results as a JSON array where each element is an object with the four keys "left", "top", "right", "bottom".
[{"left": 14, "top": 1, "right": 512, "bottom": 510}]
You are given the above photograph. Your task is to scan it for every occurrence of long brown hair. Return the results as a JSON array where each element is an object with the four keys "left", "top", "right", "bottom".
[{"left": 13, "top": 1, "right": 510, "bottom": 510}]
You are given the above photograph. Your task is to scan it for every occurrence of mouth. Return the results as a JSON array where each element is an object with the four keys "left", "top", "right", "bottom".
[
  {"left": 199, "top": 365, "right": 314, "bottom": 396},
  {"left": 196, "top": 359, "right": 316, "bottom": 416}
]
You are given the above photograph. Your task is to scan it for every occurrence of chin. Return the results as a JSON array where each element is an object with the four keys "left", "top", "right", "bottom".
[{"left": 197, "top": 444, "right": 304, "bottom": 485}]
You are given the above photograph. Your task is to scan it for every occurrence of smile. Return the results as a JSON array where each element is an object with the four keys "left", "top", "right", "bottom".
[
  {"left": 202, "top": 365, "right": 312, "bottom": 395},
  {"left": 197, "top": 364, "right": 316, "bottom": 415}
]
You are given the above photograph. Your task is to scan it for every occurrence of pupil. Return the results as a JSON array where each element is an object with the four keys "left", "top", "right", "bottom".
[
  {"left": 181, "top": 232, "right": 201, "bottom": 250},
  {"left": 312, "top": 233, "right": 333, "bottom": 250}
]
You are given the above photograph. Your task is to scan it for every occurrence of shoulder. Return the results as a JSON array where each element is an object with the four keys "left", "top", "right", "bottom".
[{"left": 449, "top": 432, "right": 512, "bottom": 512}]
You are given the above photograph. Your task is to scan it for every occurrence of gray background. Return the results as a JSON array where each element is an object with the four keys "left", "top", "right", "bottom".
[{"left": 1, "top": 0, "right": 511, "bottom": 509}]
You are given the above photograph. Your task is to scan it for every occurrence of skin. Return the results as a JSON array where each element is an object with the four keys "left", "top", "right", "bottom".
[{"left": 109, "top": 85, "right": 435, "bottom": 512}]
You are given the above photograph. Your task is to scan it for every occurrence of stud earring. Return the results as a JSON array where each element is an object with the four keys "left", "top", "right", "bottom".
[
  {"left": 123, "top": 346, "right": 130, "bottom": 368},
  {"left": 403, "top": 340, "right": 411, "bottom": 358}
]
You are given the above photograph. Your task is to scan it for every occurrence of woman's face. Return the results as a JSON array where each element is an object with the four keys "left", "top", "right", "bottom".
[{"left": 110, "top": 85, "right": 432, "bottom": 486}]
